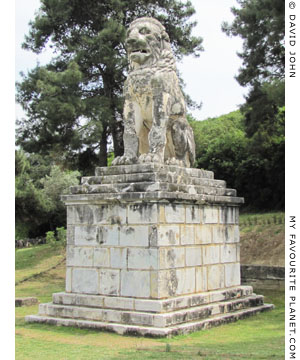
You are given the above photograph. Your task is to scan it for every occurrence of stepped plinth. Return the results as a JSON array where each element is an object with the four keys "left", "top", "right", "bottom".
[{"left": 26, "top": 164, "right": 273, "bottom": 337}]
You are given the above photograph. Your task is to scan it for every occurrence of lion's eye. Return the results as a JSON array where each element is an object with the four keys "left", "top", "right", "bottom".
[{"left": 139, "top": 27, "right": 151, "bottom": 35}]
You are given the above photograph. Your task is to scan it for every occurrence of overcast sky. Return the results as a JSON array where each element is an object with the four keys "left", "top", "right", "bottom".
[{"left": 15, "top": 0, "right": 246, "bottom": 121}]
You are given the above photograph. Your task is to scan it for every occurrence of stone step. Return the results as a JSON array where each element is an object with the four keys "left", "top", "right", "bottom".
[
  {"left": 38, "top": 295, "right": 264, "bottom": 328},
  {"left": 70, "top": 182, "right": 237, "bottom": 197},
  {"left": 81, "top": 173, "right": 226, "bottom": 188},
  {"left": 25, "top": 303, "right": 274, "bottom": 338},
  {"left": 52, "top": 286, "right": 254, "bottom": 313},
  {"left": 95, "top": 164, "right": 214, "bottom": 179}
]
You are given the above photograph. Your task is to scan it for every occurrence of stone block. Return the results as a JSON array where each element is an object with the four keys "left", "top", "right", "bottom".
[
  {"left": 225, "top": 263, "right": 241, "bottom": 287},
  {"left": 186, "top": 205, "right": 202, "bottom": 224},
  {"left": 104, "top": 297, "right": 134, "bottom": 310},
  {"left": 15, "top": 297, "right": 39, "bottom": 307},
  {"left": 106, "top": 205, "right": 127, "bottom": 225},
  {"left": 221, "top": 244, "right": 237, "bottom": 263},
  {"left": 128, "top": 203, "right": 158, "bottom": 224},
  {"left": 119, "top": 225, "right": 149, "bottom": 247},
  {"left": 195, "top": 225, "right": 212, "bottom": 244},
  {"left": 220, "top": 206, "right": 237, "bottom": 224},
  {"left": 99, "top": 269, "right": 120, "bottom": 295},
  {"left": 97, "top": 225, "right": 119, "bottom": 246},
  {"left": 128, "top": 248, "right": 158, "bottom": 270},
  {"left": 203, "top": 206, "right": 219, "bottom": 224},
  {"left": 67, "top": 226, "right": 75, "bottom": 245},
  {"left": 94, "top": 248, "right": 110, "bottom": 267},
  {"left": 159, "top": 248, "right": 185, "bottom": 269},
  {"left": 157, "top": 269, "right": 179, "bottom": 297},
  {"left": 67, "top": 206, "right": 76, "bottom": 225},
  {"left": 186, "top": 247, "right": 202, "bottom": 267},
  {"left": 196, "top": 267, "right": 207, "bottom": 292},
  {"left": 135, "top": 299, "right": 162, "bottom": 313},
  {"left": 66, "top": 267, "right": 72, "bottom": 292},
  {"left": 72, "top": 268, "right": 99, "bottom": 294},
  {"left": 110, "top": 248, "right": 127, "bottom": 269},
  {"left": 181, "top": 225, "right": 195, "bottom": 245},
  {"left": 234, "top": 225, "right": 240, "bottom": 243},
  {"left": 121, "top": 270, "right": 150, "bottom": 298},
  {"left": 211, "top": 225, "right": 225, "bottom": 244},
  {"left": 74, "top": 225, "right": 98, "bottom": 246},
  {"left": 207, "top": 265, "right": 224, "bottom": 290},
  {"left": 67, "top": 246, "right": 93, "bottom": 267},
  {"left": 74, "top": 205, "right": 95, "bottom": 224},
  {"left": 203, "top": 245, "right": 220, "bottom": 265},
  {"left": 176, "top": 268, "right": 196, "bottom": 295},
  {"left": 165, "top": 204, "right": 185, "bottom": 223},
  {"left": 156, "top": 225, "right": 180, "bottom": 246}
]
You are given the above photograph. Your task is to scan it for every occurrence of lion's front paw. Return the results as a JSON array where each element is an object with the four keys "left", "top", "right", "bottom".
[
  {"left": 138, "top": 153, "right": 163, "bottom": 164},
  {"left": 165, "top": 157, "right": 184, "bottom": 167},
  {"left": 112, "top": 155, "right": 138, "bottom": 166}
]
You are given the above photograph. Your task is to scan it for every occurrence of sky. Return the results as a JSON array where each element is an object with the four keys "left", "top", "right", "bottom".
[{"left": 15, "top": 0, "right": 246, "bottom": 121}]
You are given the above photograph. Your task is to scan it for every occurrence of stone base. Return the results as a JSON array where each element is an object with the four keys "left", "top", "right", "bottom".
[{"left": 25, "top": 286, "right": 273, "bottom": 337}]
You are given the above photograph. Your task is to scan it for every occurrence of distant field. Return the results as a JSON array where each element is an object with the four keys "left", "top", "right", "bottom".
[{"left": 15, "top": 223, "right": 285, "bottom": 360}]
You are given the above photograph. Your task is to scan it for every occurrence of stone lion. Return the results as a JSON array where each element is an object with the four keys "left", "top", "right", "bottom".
[{"left": 112, "top": 17, "right": 196, "bottom": 168}]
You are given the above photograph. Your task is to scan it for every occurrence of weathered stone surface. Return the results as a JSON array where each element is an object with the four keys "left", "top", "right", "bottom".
[
  {"left": 99, "top": 269, "right": 120, "bottom": 295},
  {"left": 120, "top": 270, "right": 150, "bottom": 298},
  {"left": 52, "top": 286, "right": 253, "bottom": 312},
  {"left": 26, "top": 301, "right": 274, "bottom": 337},
  {"left": 72, "top": 268, "right": 99, "bottom": 294},
  {"left": 110, "top": 17, "right": 195, "bottom": 168},
  {"left": 15, "top": 297, "right": 39, "bottom": 307}
]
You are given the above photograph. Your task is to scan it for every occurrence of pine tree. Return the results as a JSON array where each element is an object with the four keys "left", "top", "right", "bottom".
[{"left": 16, "top": 0, "right": 203, "bottom": 173}]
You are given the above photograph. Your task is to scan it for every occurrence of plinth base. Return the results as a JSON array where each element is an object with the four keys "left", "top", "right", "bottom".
[{"left": 25, "top": 285, "right": 273, "bottom": 337}]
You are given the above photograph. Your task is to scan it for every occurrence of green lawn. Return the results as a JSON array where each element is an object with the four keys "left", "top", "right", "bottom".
[{"left": 15, "top": 244, "right": 285, "bottom": 360}]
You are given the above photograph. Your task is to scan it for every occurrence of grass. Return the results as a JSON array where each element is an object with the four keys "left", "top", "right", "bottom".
[
  {"left": 239, "top": 212, "right": 284, "bottom": 227},
  {"left": 15, "top": 244, "right": 285, "bottom": 360},
  {"left": 15, "top": 244, "right": 65, "bottom": 285}
]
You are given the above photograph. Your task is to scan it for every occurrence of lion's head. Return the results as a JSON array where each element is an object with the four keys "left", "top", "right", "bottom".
[{"left": 126, "top": 17, "right": 176, "bottom": 72}]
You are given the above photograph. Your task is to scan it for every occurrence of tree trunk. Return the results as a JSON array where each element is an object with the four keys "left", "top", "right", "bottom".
[
  {"left": 99, "top": 125, "right": 108, "bottom": 166},
  {"left": 111, "top": 118, "right": 124, "bottom": 157}
]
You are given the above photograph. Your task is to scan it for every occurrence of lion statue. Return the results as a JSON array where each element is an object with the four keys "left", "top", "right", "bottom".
[{"left": 112, "top": 17, "right": 196, "bottom": 168}]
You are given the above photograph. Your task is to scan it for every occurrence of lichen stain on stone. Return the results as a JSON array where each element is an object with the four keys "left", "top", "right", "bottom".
[
  {"left": 109, "top": 215, "right": 122, "bottom": 225},
  {"left": 167, "top": 269, "right": 178, "bottom": 296},
  {"left": 167, "top": 249, "right": 176, "bottom": 267},
  {"left": 167, "top": 229, "right": 176, "bottom": 244},
  {"left": 126, "top": 227, "right": 135, "bottom": 235},
  {"left": 191, "top": 206, "right": 195, "bottom": 220},
  {"left": 76, "top": 205, "right": 94, "bottom": 224},
  {"left": 96, "top": 227, "right": 104, "bottom": 244},
  {"left": 149, "top": 225, "right": 158, "bottom": 246},
  {"left": 94, "top": 206, "right": 106, "bottom": 223}
]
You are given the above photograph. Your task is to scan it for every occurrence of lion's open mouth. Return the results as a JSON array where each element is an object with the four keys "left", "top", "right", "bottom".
[{"left": 131, "top": 49, "right": 149, "bottom": 54}]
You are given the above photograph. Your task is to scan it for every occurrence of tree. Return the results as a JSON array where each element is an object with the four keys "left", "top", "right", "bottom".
[
  {"left": 190, "top": 111, "right": 247, "bottom": 191},
  {"left": 221, "top": 0, "right": 285, "bottom": 210},
  {"left": 16, "top": 0, "right": 204, "bottom": 173},
  {"left": 15, "top": 150, "right": 81, "bottom": 238},
  {"left": 191, "top": 109, "right": 284, "bottom": 210},
  {"left": 222, "top": 0, "right": 284, "bottom": 87}
]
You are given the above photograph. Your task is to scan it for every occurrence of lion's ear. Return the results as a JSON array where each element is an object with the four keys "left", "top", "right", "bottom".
[{"left": 161, "top": 31, "right": 170, "bottom": 43}]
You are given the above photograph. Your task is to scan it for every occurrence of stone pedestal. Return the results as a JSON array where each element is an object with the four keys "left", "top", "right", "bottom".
[{"left": 26, "top": 164, "right": 273, "bottom": 337}]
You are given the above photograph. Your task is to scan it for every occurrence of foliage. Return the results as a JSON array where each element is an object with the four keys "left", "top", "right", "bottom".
[
  {"left": 191, "top": 109, "right": 284, "bottom": 210},
  {"left": 15, "top": 150, "right": 80, "bottom": 238},
  {"left": 220, "top": 0, "right": 285, "bottom": 210},
  {"left": 16, "top": 0, "right": 204, "bottom": 172},
  {"left": 46, "top": 227, "right": 67, "bottom": 247},
  {"left": 222, "top": 0, "right": 284, "bottom": 87},
  {"left": 45, "top": 231, "right": 56, "bottom": 246},
  {"left": 190, "top": 110, "right": 247, "bottom": 190}
]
